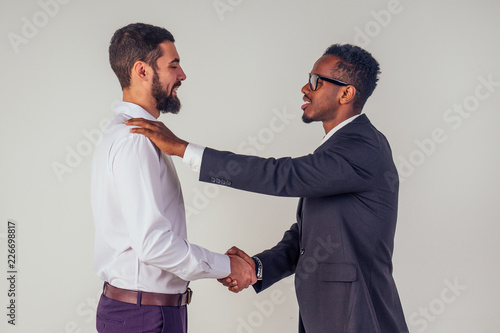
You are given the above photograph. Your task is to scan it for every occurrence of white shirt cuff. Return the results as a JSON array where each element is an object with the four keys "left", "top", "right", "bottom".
[
  {"left": 213, "top": 253, "right": 231, "bottom": 278},
  {"left": 183, "top": 143, "right": 205, "bottom": 172}
]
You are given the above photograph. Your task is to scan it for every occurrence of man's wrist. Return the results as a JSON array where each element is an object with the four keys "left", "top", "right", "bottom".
[
  {"left": 183, "top": 143, "right": 206, "bottom": 172},
  {"left": 177, "top": 141, "right": 188, "bottom": 158}
]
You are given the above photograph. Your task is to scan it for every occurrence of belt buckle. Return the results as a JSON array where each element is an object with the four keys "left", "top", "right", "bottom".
[{"left": 186, "top": 288, "right": 193, "bottom": 305}]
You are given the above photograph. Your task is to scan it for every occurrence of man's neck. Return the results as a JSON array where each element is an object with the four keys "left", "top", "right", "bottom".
[
  {"left": 123, "top": 90, "right": 160, "bottom": 119},
  {"left": 322, "top": 111, "right": 360, "bottom": 134}
]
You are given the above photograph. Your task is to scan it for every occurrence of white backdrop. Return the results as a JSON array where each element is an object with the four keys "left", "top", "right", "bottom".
[{"left": 1, "top": 0, "right": 499, "bottom": 332}]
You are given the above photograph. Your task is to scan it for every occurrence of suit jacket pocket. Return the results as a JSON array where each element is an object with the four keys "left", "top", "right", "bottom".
[{"left": 319, "top": 263, "right": 357, "bottom": 282}]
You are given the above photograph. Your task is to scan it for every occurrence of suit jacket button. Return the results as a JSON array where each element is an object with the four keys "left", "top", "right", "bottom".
[
  {"left": 221, "top": 180, "right": 227, "bottom": 185},
  {"left": 215, "top": 178, "right": 221, "bottom": 184},
  {"left": 300, "top": 248, "right": 305, "bottom": 255},
  {"left": 227, "top": 180, "right": 232, "bottom": 186},
  {"left": 210, "top": 177, "right": 216, "bottom": 183}
]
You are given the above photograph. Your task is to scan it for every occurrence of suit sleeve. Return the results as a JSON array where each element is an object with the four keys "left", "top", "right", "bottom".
[
  {"left": 199, "top": 131, "right": 380, "bottom": 197},
  {"left": 253, "top": 223, "right": 300, "bottom": 293}
]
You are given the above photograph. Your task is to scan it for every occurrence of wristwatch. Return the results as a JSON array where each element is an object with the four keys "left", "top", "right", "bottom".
[{"left": 252, "top": 256, "right": 263, "bottom": 281}]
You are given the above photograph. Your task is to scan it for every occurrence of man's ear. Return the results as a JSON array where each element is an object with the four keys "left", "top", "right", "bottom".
[
  {"left": 132, "top": 61, "right": 150, "bottom": 82},
  {"left": 339, "top": 85, "right": 357, "bottom": 105}
]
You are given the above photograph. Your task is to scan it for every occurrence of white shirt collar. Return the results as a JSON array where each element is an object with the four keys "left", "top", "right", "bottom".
[
  {"left": 115, "top": 101, "right": 157, "bottom": 121},
  {"left": 319, "top": 114, "right": 361, "bottom": 146}
]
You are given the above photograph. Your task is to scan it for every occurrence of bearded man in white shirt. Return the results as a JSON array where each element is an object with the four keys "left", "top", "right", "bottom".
[{"left": 91, "top": 23, "right": 255, "bottom": 333}]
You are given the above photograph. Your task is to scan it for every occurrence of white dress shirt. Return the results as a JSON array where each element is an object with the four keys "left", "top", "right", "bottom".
[
  {"left": 319, "top": 113, "right": 360, "bottom": 146},
  {"left": 182, "top": 114, "right": 361, "bottom": 171},
  {"left": 91, "top": 101, "right": 230, "bottom": 294}
]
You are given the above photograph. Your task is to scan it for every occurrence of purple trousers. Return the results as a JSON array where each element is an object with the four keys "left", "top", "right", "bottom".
[{"left": 96, "top": 293, "right": 187, "bottom": 333}]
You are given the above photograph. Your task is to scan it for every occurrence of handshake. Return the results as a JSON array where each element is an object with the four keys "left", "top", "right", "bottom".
[{"left": 219, "top": 247, "right": 258, "bottom": 293}]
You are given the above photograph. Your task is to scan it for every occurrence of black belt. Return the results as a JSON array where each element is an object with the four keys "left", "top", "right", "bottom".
[{"left": 103, "top": 282, "right": 192, "bottom": 306}]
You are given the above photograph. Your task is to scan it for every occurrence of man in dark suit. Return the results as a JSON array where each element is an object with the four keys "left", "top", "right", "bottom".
[{"left": 126, "top": 44, "right": 408, "bottom": 333}]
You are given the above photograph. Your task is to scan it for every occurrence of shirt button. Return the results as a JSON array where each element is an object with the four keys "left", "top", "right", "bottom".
[{"left": 300, "top": 248, "right": 305, "bottom": 255}]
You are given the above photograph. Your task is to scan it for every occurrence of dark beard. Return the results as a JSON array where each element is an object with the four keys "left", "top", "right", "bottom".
[
  {"left": 152, "top": 71, "right": 181, "bottom": 114},
  {"left": 302, "top": 114, "right": 314, "bottom": 123}
]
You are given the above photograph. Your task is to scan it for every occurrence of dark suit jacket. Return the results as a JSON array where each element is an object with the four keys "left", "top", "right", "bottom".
[{"left": 199, "top": 114, "right": 408, "bottom": 333}]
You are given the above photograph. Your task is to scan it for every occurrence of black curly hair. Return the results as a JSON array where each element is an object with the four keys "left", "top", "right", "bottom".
[{"left": 323, "top": 44, "right": 380, "bottom": 111}]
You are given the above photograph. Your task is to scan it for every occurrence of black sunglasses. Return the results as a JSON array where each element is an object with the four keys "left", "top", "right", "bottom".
[{"left": 309, "top": 73, "right": 361, "bottom": 95}]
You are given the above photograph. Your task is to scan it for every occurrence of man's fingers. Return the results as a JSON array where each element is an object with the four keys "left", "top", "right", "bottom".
[
  {"left": 227, "top": 246, "right": 247, "bottom": 260},
  {"left": 128, "top": 127, "right": 156, "bottom": 139},
  {"left": 226, "top": 246, "right": 239, "bottom": 255},
  {"left": 229, "top": 246, "right": 246, "bottom": 258},
  {"left": 125, "top": 117, "right": 160, "bottom": 129},
  {"left": 229, "top": 285, "right": 240, "bottom": 293},
  {"left": 218, "top": 277, "right": 237, "bottom": 287},
  {"left": 124, "top": 117, "right": 187, "bottom": 157}
]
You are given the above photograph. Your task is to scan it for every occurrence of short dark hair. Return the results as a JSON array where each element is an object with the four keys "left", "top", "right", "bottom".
[
  {"left": 323, "top": 44, "right": 380, "bottom": 111},
  {"left": 109, "top": 23, "right": 175, "bottom": 89}
]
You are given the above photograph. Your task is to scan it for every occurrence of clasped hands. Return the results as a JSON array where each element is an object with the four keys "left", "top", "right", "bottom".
[{"left": 219, "top": 247, "right": 257, "bottom": 293}]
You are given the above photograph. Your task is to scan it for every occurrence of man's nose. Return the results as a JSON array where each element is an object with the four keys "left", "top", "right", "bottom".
[{"left": 178, "top": 66, "right": 186, "bottom": 81}]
